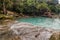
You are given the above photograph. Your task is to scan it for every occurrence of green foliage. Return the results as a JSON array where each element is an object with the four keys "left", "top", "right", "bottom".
[
  {"left": 0, "top": 0, "right": 60, "bottom": 16},
  {"left": 56, "top": 5, "right": 60, "bottom": 13},
  {"left": 48, "top": 4, "right": 60, "bottom": 14}
]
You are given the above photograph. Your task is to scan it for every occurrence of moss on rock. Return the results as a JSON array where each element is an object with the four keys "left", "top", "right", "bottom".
[{"left": 49, "top": 32, "right": 60, "bottom": 40}]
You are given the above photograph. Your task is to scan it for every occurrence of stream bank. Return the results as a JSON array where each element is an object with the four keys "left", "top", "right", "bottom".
[{"left": 0, "top": 21, "right": 60, "bottom": 40}]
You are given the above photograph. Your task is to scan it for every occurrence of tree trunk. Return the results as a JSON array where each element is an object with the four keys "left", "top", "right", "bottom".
[{"left": 3, "top": 0, "right": 7, "bottom": 14}]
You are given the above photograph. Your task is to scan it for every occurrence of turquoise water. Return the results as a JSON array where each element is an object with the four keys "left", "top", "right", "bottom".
[{"left": 17, "top": 17, "right": 60, "bottom": 29}]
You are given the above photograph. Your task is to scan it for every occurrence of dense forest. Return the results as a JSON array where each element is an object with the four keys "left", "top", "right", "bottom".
[{"left": 0, "top": 0, "right": 60, "bottom": 18}]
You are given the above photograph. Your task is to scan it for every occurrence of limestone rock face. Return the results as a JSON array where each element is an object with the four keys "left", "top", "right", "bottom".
[
  {"left": 0, "top": 22, "right": 60, "bottom": 40},
  {"left": 0, "top": 21, "right": 21, "bottom": 40},
  {"left": 0, "top": 25, "right": 10, "bottom": 34},
  {"left": 0, "top": 27, "right": 21, "bottom": 40},
  {"left": 11, "top": 22, "right": 55, "bottom": 40}
]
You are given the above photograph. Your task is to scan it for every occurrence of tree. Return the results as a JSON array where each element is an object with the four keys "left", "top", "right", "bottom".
[
  {"left": 3, "top": 0, "right": 7, "bottom": 14},
  {"left": 0, "top": 0, "right": 13, "bottom": 14}
]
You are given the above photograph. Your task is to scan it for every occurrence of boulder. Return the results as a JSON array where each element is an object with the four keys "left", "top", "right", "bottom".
[{"left": 49, "top": 31, "right": 60, "bottom": 40}]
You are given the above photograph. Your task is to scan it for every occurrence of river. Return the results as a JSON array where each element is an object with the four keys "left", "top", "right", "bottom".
[{"left": 17, "top": 17, "right": 60, "bottom": 29}]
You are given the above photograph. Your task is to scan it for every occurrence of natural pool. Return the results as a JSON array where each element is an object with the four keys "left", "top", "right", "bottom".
[{"left": 17, "top": 17, "right": 60, "bottom": 29}]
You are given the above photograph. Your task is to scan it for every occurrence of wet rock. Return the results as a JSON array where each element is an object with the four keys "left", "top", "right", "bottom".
[
  {"left": 49, "top": 31, "right": 60, "bottom": 40},
  {"left": 12, "top": 27, "right": 54, "bottom": 40},
  {"left": 0, "top": 25, "right": 10, "bottom": 34},
  {"left": 0, "top": 21, "right": 21, "bottom": 40},
  {"left": 0, "top": 22, "right": 60, "bottom": 40},
  {"left": 0, "top": 31, "right": 21, "bottom": 40},
  {"left": 11, "top": 22, "right": 55, "bottom": 40}
]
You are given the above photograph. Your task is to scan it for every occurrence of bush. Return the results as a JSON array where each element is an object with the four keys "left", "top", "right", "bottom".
[
  {"left": 0, "top": 0, "right": 60, "bottom": 16},
  {"left": 56, "top": 5, "right": 60, "bottom": 14},
  {"left": 48, "top": 4, "right": 60, "bottom": 14}
]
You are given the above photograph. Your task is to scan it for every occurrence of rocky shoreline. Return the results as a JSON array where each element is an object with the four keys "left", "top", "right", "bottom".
[{"left": 0, "top": 21, "right": 60, "bottom": 40}]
